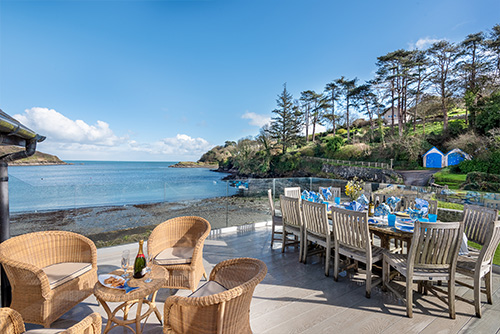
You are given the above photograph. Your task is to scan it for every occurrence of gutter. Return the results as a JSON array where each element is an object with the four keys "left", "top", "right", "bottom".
[{"left": 0, "top": 109, "right": 45, "bottom": 307}]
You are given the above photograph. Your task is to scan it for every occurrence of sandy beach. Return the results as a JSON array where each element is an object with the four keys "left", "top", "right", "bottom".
[{"left": 9, "top": 195, "right": 271, "bottom": 246}]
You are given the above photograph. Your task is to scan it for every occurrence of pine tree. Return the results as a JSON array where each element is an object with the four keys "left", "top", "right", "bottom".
[{"left": 268, "top": 84, "right": 302, "bottom": 152}]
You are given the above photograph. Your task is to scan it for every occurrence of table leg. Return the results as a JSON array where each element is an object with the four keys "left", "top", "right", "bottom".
[
  {"left": 135, "top": 299, "right": 144, "bottom": 334},
  {"left": 150, "top": 290, "right": 163, "bottom": 325}
]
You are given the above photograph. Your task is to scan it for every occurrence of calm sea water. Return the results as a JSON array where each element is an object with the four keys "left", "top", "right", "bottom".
[{"left": 7, "top": 161, "right": 236, "bottom": 213}]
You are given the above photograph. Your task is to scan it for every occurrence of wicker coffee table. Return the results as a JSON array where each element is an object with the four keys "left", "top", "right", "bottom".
[{"left": 93, "top": 265, "right": 167, "bottom": 334}]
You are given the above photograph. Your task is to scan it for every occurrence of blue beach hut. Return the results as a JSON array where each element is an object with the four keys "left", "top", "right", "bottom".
[
  {"left": 423, "top": 146, "right": 444, "bottom": 168},
  {"left": 445, "top": 148, "right": 470, "bottom": 167}
]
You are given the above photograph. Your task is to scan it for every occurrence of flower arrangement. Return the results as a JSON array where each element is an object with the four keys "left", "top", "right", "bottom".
[{"left": 345, "top": 177, "right": 365, "bottom": 202}]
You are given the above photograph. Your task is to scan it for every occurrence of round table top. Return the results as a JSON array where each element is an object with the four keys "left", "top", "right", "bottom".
[{"left": 93, "top": 265, "right": 167, "bottom": 302}]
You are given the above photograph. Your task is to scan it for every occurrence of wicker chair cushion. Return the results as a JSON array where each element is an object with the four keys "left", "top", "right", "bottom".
[
  {"left": 25, "top": 329, "right": 64, "bottom": 333},
  {"left": 188, "top": 281, "right": 228, "bottom": 298},
  {"left": 42, "top": 262, "right": 92, "bottom": 289},
  {"left": 154, "top": 247, "right": 194, "bottom": 265}
]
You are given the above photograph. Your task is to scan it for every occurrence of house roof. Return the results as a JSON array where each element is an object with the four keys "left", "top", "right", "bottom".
[{"left": 423, "top": 146, "right": 444, "bottom": 156}]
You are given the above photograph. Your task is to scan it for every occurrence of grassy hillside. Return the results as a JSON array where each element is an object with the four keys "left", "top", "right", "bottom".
[{"left": 0, "top": 146, "right": 66, "bottom": 165}]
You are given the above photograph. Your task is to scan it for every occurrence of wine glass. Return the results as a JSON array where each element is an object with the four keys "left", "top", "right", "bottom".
[
  {"left": 121, "top": 250, "right": 130, "bottom": 278},
  {"left": 144, "top": 252, "right": 154, "bottom": 283}
]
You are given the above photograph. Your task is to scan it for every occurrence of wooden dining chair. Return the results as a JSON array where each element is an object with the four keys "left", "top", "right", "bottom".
[
  {"left": 331, "top": 207, "right": 384, "bottom": 298},
  {"left": 455, "top": 204, "right": 500, "bottom": 317},
  {"left": 284, "top": 187, "right": 301, "bottom": 199},
  {"left": 302, "top": 201, "right": 334, "bottom": 276},
  {"left": 383, "top": 221, "right": 463, "bottom": 318},
  {"left": 280, "top": 195, "right": 304, "bottom": 262},
  {"left": 268, "top": 189, "right": 283, "bottom": 248}
]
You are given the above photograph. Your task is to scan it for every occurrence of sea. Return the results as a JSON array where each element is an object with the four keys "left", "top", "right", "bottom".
[{"left": 7, "top": 161, "right": 237, "bottom": 213}]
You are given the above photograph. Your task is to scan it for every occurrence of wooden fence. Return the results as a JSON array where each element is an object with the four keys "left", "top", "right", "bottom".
[{"left": 306, "top": 157, "right": 393, "bottom": 169}]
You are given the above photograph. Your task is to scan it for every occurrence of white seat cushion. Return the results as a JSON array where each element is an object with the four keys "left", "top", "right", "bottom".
[
  {"left": 42, "top": 262, "right": 92, "bottom": 289},
  {"left": 154, "top": 247, "right": 194, "bottom": 265},
  {"left": 25, "top": 328, "right": 64, "bottom": 333},
  {"left": 188, "top": 281, "right": 228, "bottom": 298}
]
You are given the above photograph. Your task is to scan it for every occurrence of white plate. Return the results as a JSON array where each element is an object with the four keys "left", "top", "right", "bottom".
[{"left": 98, "top": 274, "right": 126, "bottom": 290}]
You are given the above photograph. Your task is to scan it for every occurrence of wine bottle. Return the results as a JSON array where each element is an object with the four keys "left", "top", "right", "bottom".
[
  {"left": 368, "top": 195, "right": 374, "bottom": 217},
  {"left": 133, "top": 240, "right": 147, "bottom": 279}
]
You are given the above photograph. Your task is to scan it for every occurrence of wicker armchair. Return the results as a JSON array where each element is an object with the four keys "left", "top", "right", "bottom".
[
  {"left": 0, "top": 307, "right": 102, "bottom": 334},
  {"left": 163, "top": 257, "right": 267, "bottom": 334},
  {"left": 0, "top": 231, "right": 97, "bottom": 328},
  {"left": 148, "top": 216, "right": 211, "bottom": 292}
]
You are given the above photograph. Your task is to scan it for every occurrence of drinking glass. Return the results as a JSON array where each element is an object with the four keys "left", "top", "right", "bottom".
[
  {"left": 144, "top": 253, "right": 153, "bottom": 283},
  {"left": 121, "top": 250, "right": 130, "bottom": 278}
]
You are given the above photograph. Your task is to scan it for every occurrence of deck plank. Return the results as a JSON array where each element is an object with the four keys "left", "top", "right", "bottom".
[{"left": 24, "top": 224, "right": 500, "bottom": 333}]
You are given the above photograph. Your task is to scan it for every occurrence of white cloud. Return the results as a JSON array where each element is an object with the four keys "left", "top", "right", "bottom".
[
  {"left": 156, "top": 134, "right": 213, "bottom": 155},
  {"left": 242, "top": 111, "right": 271, "bottom": 127},
  {"left": 410, "top": 37, "right": 443, "bottom": 50},
  {"left": 14, "top": 107, "right": 121, "bottom": 146},
  {"left": 13, "top": 107, "right": 214, "bottom": 161}
]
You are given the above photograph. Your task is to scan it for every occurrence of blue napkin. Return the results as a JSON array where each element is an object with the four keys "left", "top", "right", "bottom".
[
  {"left": 357, "top": 194, "right": 368, "bottom": 207},
  {"left": 346, "top": 201, "right": 364, "bottom": 211},
  {"left": 320, "top": 187, "right": 333, "bottom": 201},
  {"left": 119, "top": 279, "right": 139, "bottom": 294},
  {"left": 375, "top": 203, "right": 391, "bottom": 217},
  {"left": 415, "top": 198, "right": 429, "bottom": 216},
  {"left": 301, "top": 190, "right": 310, "bottom": 200},
  {"left": 386, "top": 196, "right": 401, "bottom": 208}
]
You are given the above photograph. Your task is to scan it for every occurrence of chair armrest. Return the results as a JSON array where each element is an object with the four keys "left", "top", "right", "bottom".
[
  {"left": 189, "top": 226, "right": 211, "bottom": 269},
  {"left": 0, "top": 308, "right": 26, "bottom": 334},
  {"left": 1, "top": 260, "right": 53, "bottom": 299},
  {"left": 164, "top": 287, "right": 244, "bottom": 329},
  {"left": 62, "top": 312, "right": 102, "bottom": 334}
]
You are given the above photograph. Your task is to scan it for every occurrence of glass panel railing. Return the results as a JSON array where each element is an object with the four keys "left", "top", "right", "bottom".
[{"left": 8, "top": 172, "right": 500, "bottom": 239}]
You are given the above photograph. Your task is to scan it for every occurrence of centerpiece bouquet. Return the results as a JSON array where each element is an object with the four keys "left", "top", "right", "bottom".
[{"left": 345, "top": 177, "right": 365, "bottom": 202}]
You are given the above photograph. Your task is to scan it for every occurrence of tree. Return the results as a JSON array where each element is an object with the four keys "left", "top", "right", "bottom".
[
  {"left": 409, "top": 50, "right": 430, "bottom": 132},
  {"left": 486, "top": 24, "right": 500, "bottom": 85},
  {"left": 427, "top": 40, "right": 460, "bottom": 131},
  {"left": 324, "top": 81, "right": 340, "bottom": 135},
  {"left": 352, "top": 83, "right": 376, "bottom": 141},
  {"left": 335, "top": 76, "right": 357, "bottom": 142},
  {"left": 459, "top": 32, "right": 489, "bottom": 127},
  {"left": 267, "top": 84, "right": 302, "bottom": 152},
  {"left": 300, "top": 90, "right": 313, "bottom": 141}
]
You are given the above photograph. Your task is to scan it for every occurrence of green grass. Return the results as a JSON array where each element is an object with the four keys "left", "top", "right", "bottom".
[
  {"left": 469, "top": 241, "right": 500, "bottom": 266},
  {"left": 433, "top": 168, "right": 467, "bottom": 189},
  {"left": 437, "top": 200, "right": 464, "bottom": 211}
]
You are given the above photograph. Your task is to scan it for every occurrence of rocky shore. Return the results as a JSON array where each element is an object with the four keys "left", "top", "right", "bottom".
[
  {"left": 9, "top": 195, "right": 271, "bottom": 247},
  {"left": 169, "top": 161, "right": 218, "bottom": 168}
]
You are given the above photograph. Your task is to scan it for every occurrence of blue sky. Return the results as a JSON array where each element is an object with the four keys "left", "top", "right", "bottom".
[{"left": 1, "top": 0, "right": 499, "bottom": 161}]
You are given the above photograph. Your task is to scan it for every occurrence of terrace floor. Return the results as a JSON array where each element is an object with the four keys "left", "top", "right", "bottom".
[{"left": 24, "top": 224, "right": 500, "bottom": 333}]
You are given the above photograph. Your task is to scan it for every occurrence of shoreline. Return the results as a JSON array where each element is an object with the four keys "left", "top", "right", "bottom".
[{"left": 9, "top": 196, "right": 271, "bottom": 247}]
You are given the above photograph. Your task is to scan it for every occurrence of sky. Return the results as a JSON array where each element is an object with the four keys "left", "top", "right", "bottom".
[{"left": 1, "top": 0, "right": 499, "bottom": 162}]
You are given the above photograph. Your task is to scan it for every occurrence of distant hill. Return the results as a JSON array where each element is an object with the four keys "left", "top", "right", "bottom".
[{"left": 0, "top": 146, "right": 66, "bottom": 165}]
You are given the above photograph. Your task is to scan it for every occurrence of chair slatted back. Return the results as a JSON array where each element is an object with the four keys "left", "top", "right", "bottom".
[
  {"left": 302, "top": 201, "right": 329, "bottom": 237},
  {"left": 484, "top": 199, "right": 500, "bottom": 211},
  {"left": 331, "top": 207, "right": 370, "bottom": 253},
  {"left": 284, "top": 187, "right": 301, "bottom": 199},
  {"left": 463, "top": 204, "right": 498, "bottom": 246},
  {"left": 478, "top": 221, "right": 500, "bottom": 268},
  {"left": 280, "top": 195, "right": 302, "bottom": 228},
  {"left": 409, "top": 221, "right": 463, "bottom": 270}
]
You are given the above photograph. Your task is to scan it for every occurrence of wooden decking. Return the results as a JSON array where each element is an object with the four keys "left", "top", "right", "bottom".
[{"left": 23, "top": 224, "right": 500, "bottom": 333}]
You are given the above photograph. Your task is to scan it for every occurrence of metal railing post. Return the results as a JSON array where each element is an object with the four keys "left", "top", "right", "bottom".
[{"left": 0, "top": 162, "right": 11, "bottom": 307}]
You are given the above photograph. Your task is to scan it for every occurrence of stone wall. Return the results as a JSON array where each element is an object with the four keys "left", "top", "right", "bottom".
[{"left": 321, "top": 164, "right": 403, "bottom": 184}]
